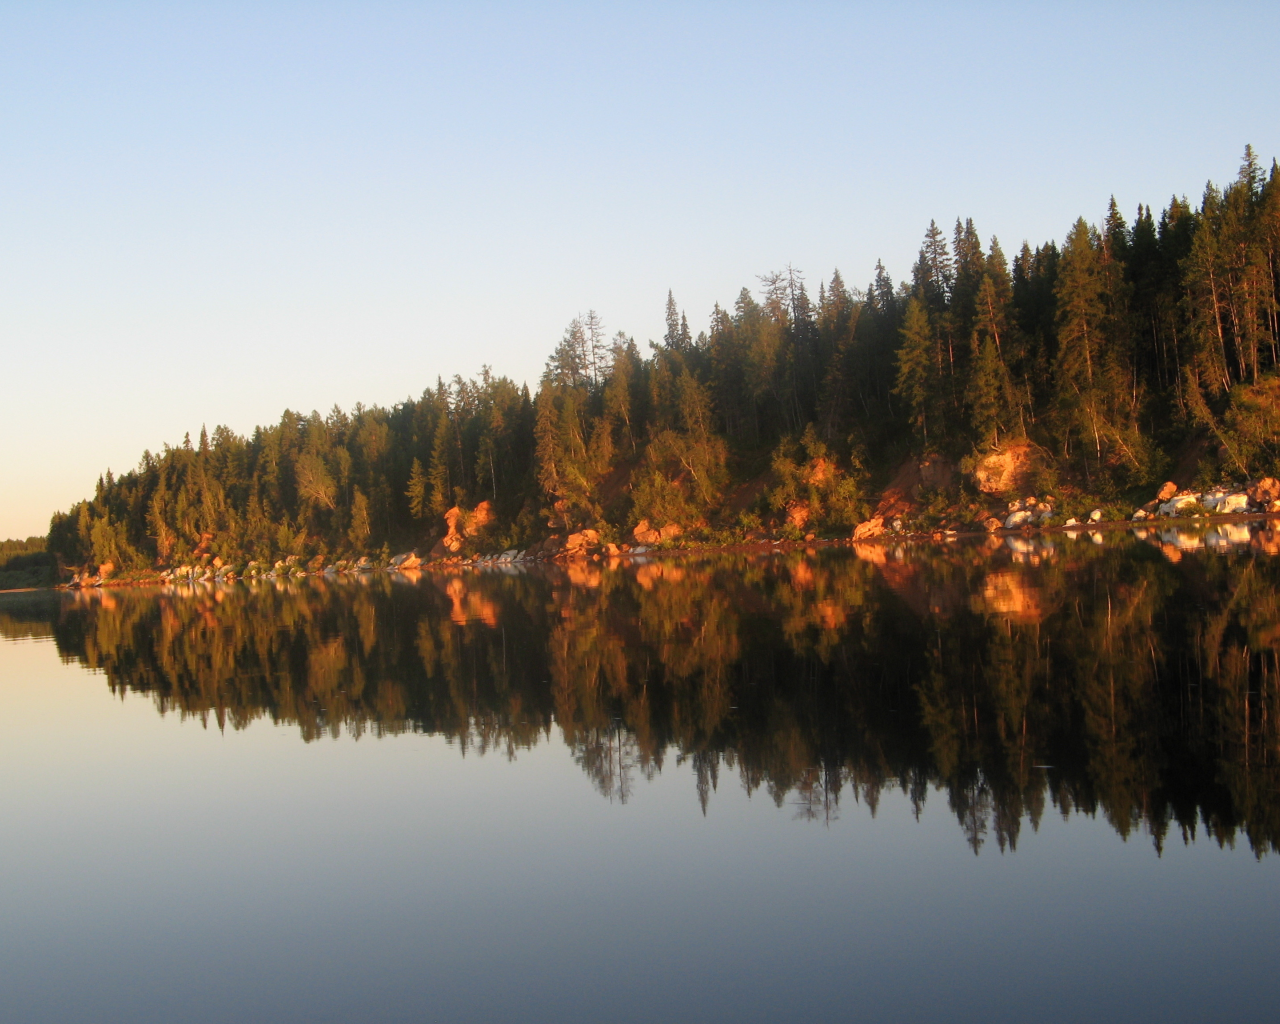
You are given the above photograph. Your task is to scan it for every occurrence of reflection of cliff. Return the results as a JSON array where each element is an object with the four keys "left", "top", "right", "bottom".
[
  {"left": 4, "top": 537, "right": 1280, "bottom": 856},
  {"left": 972, "top": 572, "right": 1047, "bottom": 623}
]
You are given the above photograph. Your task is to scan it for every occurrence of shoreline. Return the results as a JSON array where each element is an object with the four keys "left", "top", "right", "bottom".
[{"left": 15, "top": 510, "right": 1278, "bottom": 596}]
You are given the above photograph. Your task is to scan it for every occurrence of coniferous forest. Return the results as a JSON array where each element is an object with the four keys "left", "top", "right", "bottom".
[{"left": 47, "top": 149, "right": 1280, "bottom": 570}]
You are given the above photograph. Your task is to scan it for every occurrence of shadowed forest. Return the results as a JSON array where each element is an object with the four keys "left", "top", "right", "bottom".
[
  {"left": 5, "top": 532, "right": 1280, "bottom": 856},
  {"left": 42, "top": 149, "right": 1280, "bottom": 571}
]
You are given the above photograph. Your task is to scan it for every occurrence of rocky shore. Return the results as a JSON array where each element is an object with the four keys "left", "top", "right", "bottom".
[{"left": 47, "top": 441, "right": 1280, "bottom": 593}]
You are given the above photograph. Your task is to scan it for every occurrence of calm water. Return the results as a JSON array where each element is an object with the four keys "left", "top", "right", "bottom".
[{"left": 2, "top": 526, "right": 1280, "bottom": 1022}]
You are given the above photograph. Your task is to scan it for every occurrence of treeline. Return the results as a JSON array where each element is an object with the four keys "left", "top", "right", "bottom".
[
  {"left": 0, "top": 537, "right": 55, "bottom": 590},
  {"left": 49, "top": 148, "right": 1280, "bottom": 569}
]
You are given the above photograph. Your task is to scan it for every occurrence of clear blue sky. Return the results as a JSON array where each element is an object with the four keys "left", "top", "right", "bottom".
[{"left": 2, "top": 2, "right": 1276, "bottom": 539}]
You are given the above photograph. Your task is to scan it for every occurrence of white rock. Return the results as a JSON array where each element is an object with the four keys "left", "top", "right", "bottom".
[
  {"left": 1063, "top": 518, "right": 1079, "bottom": 527},
  {"left": 1005, "top": 510, "right": 1035, "bottom": 528},
  {"left": 1088, "top": 509, "right": 1104, "bottom": 523},
  {"left": 1214, "top": 493, "right": 1249, "bottom": 514},
  {"left": 1158, "top": 494, "right": 1200, "bottom": 517}
]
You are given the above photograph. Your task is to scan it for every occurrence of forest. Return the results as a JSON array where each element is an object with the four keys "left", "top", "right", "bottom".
[
  {"left": 0, "top": 537, "right": 55, "bottom": 590},
  {"left": 44, "top": 148, "right": 1280, "bottom": 570}
]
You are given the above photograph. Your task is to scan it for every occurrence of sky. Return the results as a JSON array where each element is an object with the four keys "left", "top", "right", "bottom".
[{"left": 1, "top": 1, "right": 1277, "bottom": 539}]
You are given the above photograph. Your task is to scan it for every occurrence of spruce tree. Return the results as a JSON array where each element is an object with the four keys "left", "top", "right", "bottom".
[
  {"left": 895, "top": 297, "right": 938, "bottom": 448},
  {"left": 405, "top": 457, "right": 428, "bottom": 520}
]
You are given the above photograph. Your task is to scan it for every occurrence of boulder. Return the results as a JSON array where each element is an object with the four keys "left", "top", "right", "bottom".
[
  {"left": 604, "top": 543, "right": 620, "bottom": 556},
  {"left": 1088, "top": 509, "right": 1103, "bottom": 523},
  {"left": 1004, "top": 510, "right": 1035, "bottom": 529},
  {"left": 852, "top": 517, "right": 886, "bottom": 540},
  {"left": 1209, "top": 493, "right": 1249, "bottom": 514},
  {"left": 1248, "top": 477, "right": 1280, "bottom": 506},
  {"left": 983, "top": 517, "right": 1003, "bottom": 532},
  {"left": 632, "top": 519, "right": 662, "bottom": 545},
  {"left": 1156, "top": 481, "right": 1178, "bottom": 502},
  {"left": 98, "top": 561, "right": 116, "bottom": 580},
  {"left": 565, "top": 529, "right": 600, "bottom": 553},
  {"left": 658, "top": 523, "right": 683, "bottom": 542},
  {"left": 1158, "top": 494, "right": 1199, "bottom": 517}
]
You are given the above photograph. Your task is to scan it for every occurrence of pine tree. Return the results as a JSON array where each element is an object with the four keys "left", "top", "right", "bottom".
[
  {"left": 405, "top": 457, "right": 428, "bottom": 520},
  {"left": 427, "top": 409, "right": 453, "bottom": 515},
  {"left": 968, "top": 336, "right": 1007, "bottom": 447},
  {"left": 583, "top": 309, "right": 608, "bottom": 387},
  {"left": 663, "top": 291, "right": 686, "bottom": 351},
  {"left": 895, "top": 297, "right": 938, "bottom": 447}
]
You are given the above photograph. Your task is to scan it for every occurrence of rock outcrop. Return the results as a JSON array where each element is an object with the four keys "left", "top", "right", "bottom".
[
  {"left": 427, "top": 500, "right": 495, "bottom": 558},
  {"left": 785, "top": 501, "right": 811, "bottom": 530},
  {"left": 972, "top": 443, "right": 1038, "bottom": 496}
]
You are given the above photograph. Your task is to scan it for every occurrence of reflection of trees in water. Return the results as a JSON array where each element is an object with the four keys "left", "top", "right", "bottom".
[
  {"left": 574, "top": 726, "right": 653, "bottom": 804},
  {"left": 4, "top": 536, "right": 1280, "bottom": 855}
]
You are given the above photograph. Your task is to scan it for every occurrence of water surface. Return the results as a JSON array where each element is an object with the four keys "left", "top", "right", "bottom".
[{"left": 2, "top": 526, "right": 1279, "bottom": 1022}]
